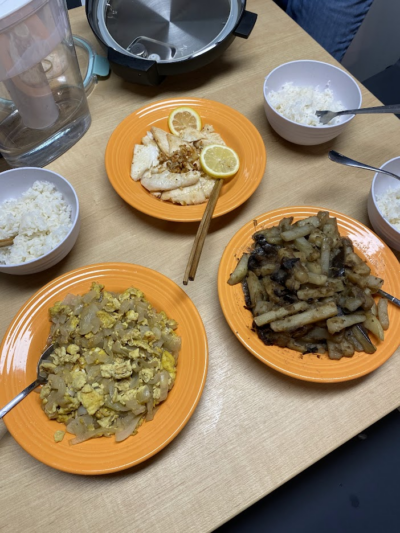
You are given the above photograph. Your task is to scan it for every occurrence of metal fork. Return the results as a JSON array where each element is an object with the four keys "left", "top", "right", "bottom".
[{"left": 316, "top": 104, "right": 400, "bottom": 125}]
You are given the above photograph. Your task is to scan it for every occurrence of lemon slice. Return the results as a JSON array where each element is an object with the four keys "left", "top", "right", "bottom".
[
  {"left": 200, "top": 144, "right": 240, "bottom": 179},
  {"left": 168, "top": 106, "right": 202, "bottom": 135}
]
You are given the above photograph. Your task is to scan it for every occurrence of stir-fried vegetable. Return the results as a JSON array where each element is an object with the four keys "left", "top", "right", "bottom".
[
  {"left": 40, "top": 283, "right": 180, "bottom": 444},
  {"left": 228, "top": 211, "right": 390, "bottom": 360}
]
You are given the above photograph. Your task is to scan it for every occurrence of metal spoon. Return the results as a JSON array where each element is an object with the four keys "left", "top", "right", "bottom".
[
  {"left": 317, "top": 103, "right": 400, "bottom": 125},
  {"left": 378, "top": 289, "right": 400, "bottom": 308},
  {"left": 0, "top": 344, "right": 54, "bottom": 420},
  {"left": 328, "top": 150, "right": 400, "bottom": 182}
]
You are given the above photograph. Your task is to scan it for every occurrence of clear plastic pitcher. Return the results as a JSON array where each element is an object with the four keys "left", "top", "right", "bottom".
[{"left": 0, "top": 0, "right": 91, "bottom": 167}]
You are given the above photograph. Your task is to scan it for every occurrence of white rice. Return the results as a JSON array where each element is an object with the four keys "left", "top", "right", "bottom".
[
  {"left": 0, "top": 181, "right": 72, "bottom": 265},
  {"left": 268, "top": 82, "right": 344, "bottom": 126},
  {"left": 376, "top": 186, "right": 400, "bottom": 232}
]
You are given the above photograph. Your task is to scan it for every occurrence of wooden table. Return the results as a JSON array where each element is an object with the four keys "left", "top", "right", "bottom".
[{"left": 1, "top": 2, "right": 400, "bottom": 531}]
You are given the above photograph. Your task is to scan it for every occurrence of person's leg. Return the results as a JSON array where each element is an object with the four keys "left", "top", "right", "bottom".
[{"left": 278, "top": 0, "right": 374, "bottom": 62}]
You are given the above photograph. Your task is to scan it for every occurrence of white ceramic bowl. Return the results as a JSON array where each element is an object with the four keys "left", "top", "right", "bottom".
[
  {"left": 0, "top": 167, "right": 80, "bottom": 275},
  {"left": 368, "top": 157, "right": 400, "bottom": 251},
  {"left": 263, "top": 60, "right": 362, "bottom": 145}
]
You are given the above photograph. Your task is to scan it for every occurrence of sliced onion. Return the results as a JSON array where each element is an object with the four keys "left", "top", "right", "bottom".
[
  {"left": 66, "top": 415, "right": 95, "bottom": 436},
  {"left": 119, "top": 300, "right": 132, "bottom": 314},
  {"left": 82, "top": 290, "right": 98, "bottom": 305},
  {"left": 63, "top": 293, "right": 80, "bottom": 306},
  {"left": 104, "top": 399, "right": 131, "bottom": 412},
  {"left": 159, "top": 371, "right": 169, "bottom": 402},
  {"left": 69, "top": 427, "right": 117, "bottom": 445},
  {"left": 129, "top": 374, "right": 139, "bottom": 389},
  {"left": 146, "top": 398, "right": 154, "bottom": 421},
  {"left": 79, "top": 303, "right": 98, "bottom": 335},
  {"left": 136, "top": 385, "right": 151, "bottom": 404},
  {"left": 124, "top": 398, "right": 146, "bottom": 415},
  {"left": 148, "top": 372, "right": 160, "bottom": 385},
  {"left": 115, "top": 415, "right": 142, "bottom": 443},
  {"left": 163, "top": 334, "right": 181, "bottom": 355}
]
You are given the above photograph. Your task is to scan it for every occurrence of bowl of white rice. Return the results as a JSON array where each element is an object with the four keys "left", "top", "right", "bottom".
[
  {"left": 368, "top": 157, "right": 400, "bottom": 252},
  {"left": 263, "top": 60, "right": 362, "bottom": 145},
  {"left": 0, "top": 167, "right": 80, "bottom": 275}
]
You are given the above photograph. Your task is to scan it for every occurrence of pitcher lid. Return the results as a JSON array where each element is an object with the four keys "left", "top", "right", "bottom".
[{"left": 0, "top": 0, "right": 49, "bottom": 30}]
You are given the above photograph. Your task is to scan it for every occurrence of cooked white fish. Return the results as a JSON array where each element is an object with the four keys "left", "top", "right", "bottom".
[
  {"left": 151, "top": 127, "right": 170, "bottom": 155},
  {"left": 130, "top": 143, "right": 160, "bottom": 181},
  {"left": 142, "top": 131, "right": 155, "bottom": 146},
  {"left": 160, "top": 177, "right": 216, "bottom": 205},
  {"left": 194, "top": 124, "right": 226, "bottom": 150},
  {"left": 179, "top": 126, "right": 205, "bottom": 142},
  {"left": 167, "top": 133, "right": 192, "bottom": 154},
  {"left": 200, "top": 177, "right": 216, "bottom": 197},
  {"left": 141, "top": 170, "right": 201, "bottom": 192}
]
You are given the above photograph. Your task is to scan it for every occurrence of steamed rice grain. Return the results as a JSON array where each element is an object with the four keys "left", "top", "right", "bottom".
[
  {"left": 268, "top": 82, "right": 344, "bottom": 126},
  {"left": 376, "top": 186, "right": 400, "bottom": 231},
  {"left": 0, "top": 181, "right": 72, "bottom": 265}
]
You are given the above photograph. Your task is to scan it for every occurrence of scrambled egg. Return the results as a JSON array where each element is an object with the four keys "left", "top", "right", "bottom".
[
  {"left": 54, "top": 430, "right": 65, "bottom": 443},
  {"left": 40, "top": 282, "right": 180, "bottom": 444}
]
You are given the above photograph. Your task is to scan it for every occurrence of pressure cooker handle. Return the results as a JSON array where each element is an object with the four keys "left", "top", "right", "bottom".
[
  {"left": 233, "top": 10, "right": 258, "bottom": 39},
  {"left": 107, "top": 49, "right": 165, "bottom": 86}
]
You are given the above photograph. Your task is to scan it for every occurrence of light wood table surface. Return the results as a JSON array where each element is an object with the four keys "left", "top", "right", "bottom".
[{"left": 1, "top": 2, "right": 400, "bottom": 532}]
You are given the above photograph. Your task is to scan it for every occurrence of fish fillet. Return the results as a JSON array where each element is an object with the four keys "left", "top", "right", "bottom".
[
  {"left": 142, "top": 131, "right": 157, "bottom": 148},
  {"left": 151, "top": 127, "right": 170, "bottom": 155},
  {"left": 141, "top": 170, "right": 201, "bottom": 192},
  {"left": 131, "top": 143, "right": 160, "bottom": 181},
  {"left": 160, "top": 177, "right": 216, "bottom": 205},
  {"left": 194, "top": 124, "right": 226, "bottom": 149},
  {"left": 179, "top": 126, "right": 205, "bottom": 142},
  {"left": 167, "top": 133, "right": 192, "bottom": 154},
  {"left": 200, "top": 177, "right": 216, "bottom": 197}
]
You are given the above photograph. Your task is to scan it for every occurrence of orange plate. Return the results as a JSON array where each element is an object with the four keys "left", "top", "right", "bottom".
[
  {"left": 218, "top": 207, "right": 400, "bottom": 383},
  {"left": 105, "top": 97, "right": 266, "bottom": 222},
  {"left": 0, "top": 263, "right": 208, "bottom": 474}
]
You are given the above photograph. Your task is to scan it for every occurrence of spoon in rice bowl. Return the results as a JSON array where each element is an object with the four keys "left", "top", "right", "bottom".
[
  {"left": 317, "top": 103, "right": 400, "bottom": 125},
  {"left": 0, "top": 344, "right": 54, "bottom": 419}
]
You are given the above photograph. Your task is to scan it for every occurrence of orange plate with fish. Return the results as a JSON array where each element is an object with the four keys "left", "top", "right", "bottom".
[{"left": 105, "top": 97, "right": 266, "bottom": 222}]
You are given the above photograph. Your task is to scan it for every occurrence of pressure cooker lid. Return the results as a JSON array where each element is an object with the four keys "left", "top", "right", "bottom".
[{"left": 95, "top": 0, "right": 241, "bottom": 62}]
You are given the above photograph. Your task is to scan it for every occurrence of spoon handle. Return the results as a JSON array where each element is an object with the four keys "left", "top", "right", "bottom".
[
  {"left": 328, "top": 151, "right": 400, "bottom": 182},
  {"left": 378, "top": 289, "right": 400, "bottom": 308},
  {"left": 0, "top": 378, "right": 42, "bottom": 419},
  {"left": 336, "top": 104, "right": 400, "bottom": 116}
]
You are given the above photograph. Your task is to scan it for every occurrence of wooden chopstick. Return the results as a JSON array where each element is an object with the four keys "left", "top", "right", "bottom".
[
  {"left": 183, "top": 179, "right": 223, "bottom": 285},
  {"left": 0, "top": 237, "right": 15, "bottom": 248}
]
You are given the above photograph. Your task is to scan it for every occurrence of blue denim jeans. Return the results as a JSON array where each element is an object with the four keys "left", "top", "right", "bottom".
[{"left": 275, "top": 0, "right": 374, "bottom": 61}]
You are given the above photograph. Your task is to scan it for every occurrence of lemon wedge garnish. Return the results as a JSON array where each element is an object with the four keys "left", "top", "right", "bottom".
[
  {"left": 168, "top": 106, "right": 202, "bottom": 135},
  {"left": 200, "top": 144, "right": 240, "bottom": 179}
]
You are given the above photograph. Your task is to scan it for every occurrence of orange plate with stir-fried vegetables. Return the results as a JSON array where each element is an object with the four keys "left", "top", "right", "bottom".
[
  {"left": 218, "top": 207, "right": 400, "bottom": 383},
  {"left": 40, "top": 283, "right": 181, "bottom": 446},
  {"left": 0, "top": 263, "right": 208, "bottom": 474},
  {"left": 105, "top": 97, "right": 266, "bottom": 222}
]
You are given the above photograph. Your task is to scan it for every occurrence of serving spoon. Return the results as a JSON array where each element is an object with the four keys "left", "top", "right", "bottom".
[
  {"left": 328, "top": 150, "right": 400, "bottom": 182},
  {"left": 0, "top": 344, "right": 54, "bottom": 420},
  {"left": 378, "top": 289, "right": 400, "bottom": 308},
  {"left": 316, "top": 103, "right": 400, "bottom": 125}
]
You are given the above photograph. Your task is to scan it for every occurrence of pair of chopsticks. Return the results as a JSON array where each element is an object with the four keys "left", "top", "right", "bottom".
[
  {"left": 0, "top": 237, "right": 15, "bottom": 248},
  {"left": 183, "top": 179, "right": 223, "bottom": 285}
]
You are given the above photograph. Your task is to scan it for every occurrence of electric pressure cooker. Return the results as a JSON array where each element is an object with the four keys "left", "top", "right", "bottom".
[{"left": 86, "top": 0, "right": 257, "bottom": 86}]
